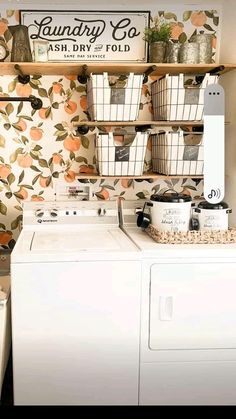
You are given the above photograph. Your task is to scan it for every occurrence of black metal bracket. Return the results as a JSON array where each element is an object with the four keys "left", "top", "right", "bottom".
[
  {"left": 77, "top": 64, "right": 89, "bottom": 84},
  {"left": 143, "top": 65, "right": 157, "bottom": 83},
  {"left": 135, "top": 124, "right": 151, "bottom": 132},
  {"left": 0, "top": 95, "right": 43, "bottom": 110},
  {"left": 14, "top": 64, "right": 30, "bottom": 84},
  {"left": 76, "top": 125, "right": 90, "bottom": 135}
]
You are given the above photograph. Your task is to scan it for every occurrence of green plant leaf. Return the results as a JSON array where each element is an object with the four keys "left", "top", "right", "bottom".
[
  {"left": 14, "top": 205, "right": 23, "bottom": 211},
  {"left": 136, "top": 192, "right": 146, "bottom": 199},
  {"left": 38, "top": 88, "right": 48, "bottom": 98},
  {"left": 164, "top": 12, "right": 177, "bottom": 21},
  {"left": 178, "top": 32, "right": 187, "bottom": 43},
  {"left": 54, "top": 123, "right": 65, "bottom": 131},
  {"left": 52, "top": 171, "right": 59, "bottom": 178},
  {"left": 213, "top": 16, "right": 219, "bottom": 26},
  {"left": 11, "top": 215, "right": 23, "bottom": 230},
  {"left": 20, "top": 184, "right": 34, "bottom": 190},
  {"left": 204, "top": 11, "right": 214, "bottom": 18},
  {"left": 183, "top": 10, "right": 192, "bottom": 21},
  {"left": 18, "top": 170, "right": 25, "bottom": 184},
  {"left": 203, "top": 24, "right": 214, "bottom": 31},
  {"left": 71, "top": 115, "right": 80, "bottom": 122},
  {"left": 81, "top": 136, "right": 89, "bottom": 149},
  {"left": 75, "top": 156, "right": 88, "bottom": 163},
  {"left": 7, "top": 173, "right": 15, "bottom": 185},
  {"left": 5, "top": 103, "right": 14, "bottom": 116},
  {"left": 10, "top": 147, "right": 24, "bottom": 163},
  {"left": 17, "top": 101, "right": 23, "bottom": 115},
  {"left": 38, "top": 159, "right": 48, "bottom": 168},
  {"left": 8, "top": 80, "right": 17, "bottom": 93},
  {"left": 3, "top": 123, "right": 11, "bottom": 131},
  {"left": 32, "top": 174, "right": 41, "bottom": 185},
  {"left": 0, "top": 202, "right": 7, "bottom": 215},
  {"left": 52, "top": 102, "right": 59, "bottom": 109},
  {"left": 33, "top": 145, "right": 42, "bottom": 151},
  {"left": 0, "top": 223, "right": 6, "bottom": 230},
  {"left": 76, "top": 86, "right": 86, "bottom": 92},
  {"left": 5, "top": 192, "right": 12, "bottom": 199},
  {"left": 45, "top": 107, "right": 52, "bottom": 118},
  {"left": 0, "top": 134, "right": 5, "bottom": 147}
]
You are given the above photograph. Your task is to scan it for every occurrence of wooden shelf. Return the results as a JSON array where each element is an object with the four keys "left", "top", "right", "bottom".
[
  {"left": 1, "top": 62, "right": 236, "bottom": 76},
  {"left": 77, "top": 173, "right": 203, "bottom": 180},
  {"left": 74, "top": 120, "right": 203, "bottom": 128}
]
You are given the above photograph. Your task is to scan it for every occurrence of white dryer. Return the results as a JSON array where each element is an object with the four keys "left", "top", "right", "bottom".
[
  {"left": 120, "top": 200, "right": 236, "bottom": 405},
  {"left": 11, "top": 200, "right": 141, "bottom": 406}
]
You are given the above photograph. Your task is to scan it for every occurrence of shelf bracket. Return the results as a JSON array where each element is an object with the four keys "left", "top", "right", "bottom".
[
  {"left": 14, "top": 64, "right": 30, "bottom": 85},
  {"left": 77, "top": 64, "right": 89, "bottom": 84},
  {"left": 143, "top": 65, "right": 157, "bottom": 83},
  {"left": 0, "top": 95, "right": 43, "bottom": 110}
]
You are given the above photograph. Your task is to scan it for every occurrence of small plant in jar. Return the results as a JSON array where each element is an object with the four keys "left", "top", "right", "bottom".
[{"left": 144, "top": 16, "right": 172, "bottom": 62}]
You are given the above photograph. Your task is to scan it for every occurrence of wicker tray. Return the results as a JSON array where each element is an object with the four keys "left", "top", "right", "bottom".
[{"left": 146, "top": 224, "right": 236, "bottom": 244}]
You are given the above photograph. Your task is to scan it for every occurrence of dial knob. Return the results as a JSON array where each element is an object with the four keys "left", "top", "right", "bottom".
[
  {"left": 50, "top": 209, "right": 58, "bottom": 218},
  {"left": 35, "top": 209, "right": 44, "bottom": 218}
]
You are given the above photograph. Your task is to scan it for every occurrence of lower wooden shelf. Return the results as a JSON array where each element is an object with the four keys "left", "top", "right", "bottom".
[{"left": 76, "top": 173, "right": 203, "bottom": 180}]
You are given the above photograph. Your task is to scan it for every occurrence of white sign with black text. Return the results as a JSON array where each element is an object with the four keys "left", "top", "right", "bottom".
[{"left": 20, "top": 10, "right": 149, "bottom": 62}]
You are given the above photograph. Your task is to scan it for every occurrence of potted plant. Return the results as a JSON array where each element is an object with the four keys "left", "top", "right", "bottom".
[{"left": 144, "top": 16, "right": 172, "bottom": 63}]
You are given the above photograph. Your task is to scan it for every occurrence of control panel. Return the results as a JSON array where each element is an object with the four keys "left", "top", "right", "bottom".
[{"left": 23, "top": 201, "right": 119, "bottom": 227}]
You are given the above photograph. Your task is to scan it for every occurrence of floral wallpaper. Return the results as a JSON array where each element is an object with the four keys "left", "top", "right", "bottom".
[{"left": 0, "top": 8, "right": 221, "bottom": 250}]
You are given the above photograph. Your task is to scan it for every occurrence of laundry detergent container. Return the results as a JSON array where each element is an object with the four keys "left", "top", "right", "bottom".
[
  {"left": 0, "top": 275, "right": 11, "bottom": 398},
  {"left": 151, "top": 72, "right": 218, "bottom": 121},
  {"left": 87, "top": 72, "right": 143, "bottom": 121}
]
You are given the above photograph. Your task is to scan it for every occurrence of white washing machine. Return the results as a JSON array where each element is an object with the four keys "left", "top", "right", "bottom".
[
  {"left": 11, "top": 200, "right": 141, "bottom": 406},
  {"left": 120, "top": 200, "right": 236, "bottom": 406}
]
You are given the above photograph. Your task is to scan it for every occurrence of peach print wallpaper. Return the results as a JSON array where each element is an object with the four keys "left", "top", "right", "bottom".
[{"left": 0, "top": 8, "right": 221, "bottom": 249}]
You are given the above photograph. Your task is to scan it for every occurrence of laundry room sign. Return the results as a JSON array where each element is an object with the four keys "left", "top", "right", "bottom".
[{"left": 20, "top": 10, "right": 149, "bottom": 62}]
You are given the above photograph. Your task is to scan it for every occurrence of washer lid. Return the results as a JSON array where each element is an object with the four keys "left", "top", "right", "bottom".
[
  {"left": 32, "top": 229, "right": 121, "bottom": 252},
  {"left": 11, "top": 228, "right": 139, "bottom": 263}
]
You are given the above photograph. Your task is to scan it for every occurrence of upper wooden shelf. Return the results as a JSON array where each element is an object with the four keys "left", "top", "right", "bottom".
[
  {"left": 0, "top": 62, "right": 236, "bottom": 76},
  {"left": 77, "top": 173, "right": 203, "bottom": 180},
  {"left": 74, "top": 120, "right": 203, "bottom": 128}
]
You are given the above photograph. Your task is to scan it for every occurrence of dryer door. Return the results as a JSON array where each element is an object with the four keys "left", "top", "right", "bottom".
[{"left": 149, "top": 263, "right": 236, "bottom": 350}]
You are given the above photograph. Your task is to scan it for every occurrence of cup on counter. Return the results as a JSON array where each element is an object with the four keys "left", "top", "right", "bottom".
[{"left": 33, "top": 39, "right": 49, "bottom": 62}]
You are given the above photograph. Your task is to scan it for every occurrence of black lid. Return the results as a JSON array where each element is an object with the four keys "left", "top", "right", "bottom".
[
  {"left": 198, "top": 201, "right": 229, "bottom": 210},
  {"left": 150, "top": 192, "right": 192, "bottom": 203}
]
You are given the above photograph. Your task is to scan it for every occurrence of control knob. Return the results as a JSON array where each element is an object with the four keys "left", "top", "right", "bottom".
[
  {"left": 35, "top": 209, "right": 44, "bottom": 218},
  {"left": 50, "top": 209, "right": 58, "bottom": 218}
]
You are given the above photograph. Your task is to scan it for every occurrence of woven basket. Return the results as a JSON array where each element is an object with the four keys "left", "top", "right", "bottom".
[{"left": 146, "top": 224, "right": 236, "bottom": 245}]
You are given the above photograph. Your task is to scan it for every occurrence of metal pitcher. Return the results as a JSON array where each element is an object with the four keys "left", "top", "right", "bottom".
[{"left": 8, "top": 25, "right": 32, "bottom": 62}]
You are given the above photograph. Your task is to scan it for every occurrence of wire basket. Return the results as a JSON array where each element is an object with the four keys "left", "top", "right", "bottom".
[
  {"left": 151, "top": 73, "right": 218, "bottom": 121},
  {"left": 87, "top": 72, "right": 143, "bottom": 121},
  {"left": 151, "top": 130, "right": 204, "bottom": 176},
  {"left": 96, "top": 131, "right": 148, "bottom": 176}
]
